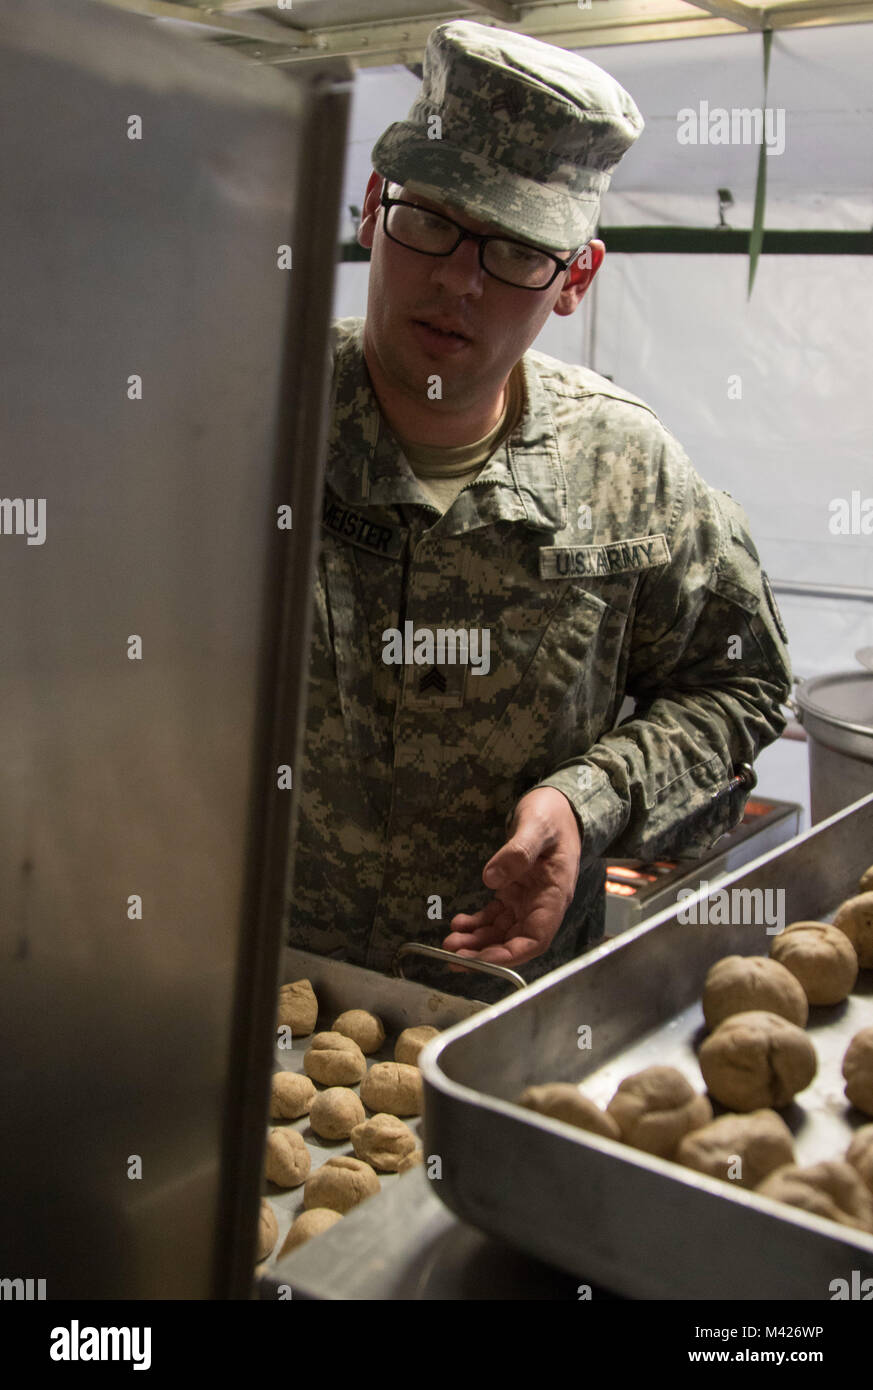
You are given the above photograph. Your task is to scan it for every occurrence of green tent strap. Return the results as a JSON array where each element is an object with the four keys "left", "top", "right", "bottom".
[{"left": 748, "top": 28, "right": 774, "bottom": 298}]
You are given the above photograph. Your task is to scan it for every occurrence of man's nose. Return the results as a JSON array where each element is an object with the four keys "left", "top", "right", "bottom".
[{"left": 428, "top": 234, "right": 486, "bottom": 296}]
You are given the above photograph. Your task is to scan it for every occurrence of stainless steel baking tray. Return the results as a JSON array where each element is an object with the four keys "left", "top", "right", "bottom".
[
  {"left": 260, "top": 946, "right": 485, "bottom": 1272},
  {"left": 421, "top": 792, "right": 873, "bottom": 1300}
]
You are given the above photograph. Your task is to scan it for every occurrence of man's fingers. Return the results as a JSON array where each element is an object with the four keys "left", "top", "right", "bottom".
[
  {"left": 455, "top": 936, "right": 541, "bottom": 967},
  {"left": 447, "top": 898, "right": 503, "bottom": 932},
  {"left": 443, "top": 905, "right": 513, "bottom": 952},
  {"left": 482, "top": 828, "right": 544, "bottom": 889},
  {"left": 443, "top": 922, "right": 506, "bottom": 952}
]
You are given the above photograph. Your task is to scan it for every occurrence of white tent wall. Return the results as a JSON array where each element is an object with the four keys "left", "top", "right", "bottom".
[
  {"left": 332, "top": 22, "right": 873, "bottom": 826},
  {"left": 594, "top": 252, "right": 873, "bottom": 670}
]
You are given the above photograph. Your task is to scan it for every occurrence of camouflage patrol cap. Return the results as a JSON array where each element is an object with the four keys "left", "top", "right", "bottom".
[{"left": 370, "top": 20, "right": 643, "bottom": 254}]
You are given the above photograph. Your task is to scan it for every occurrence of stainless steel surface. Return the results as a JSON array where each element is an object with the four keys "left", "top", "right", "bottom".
[
  {"left": 856, "top": 647, "right": 873, "bottom": 673},
  {"left": 394, "top": 941, "right": 528, "bottom": 992},
  {"left": 257, "top": 1167, "right": 583, "bottom": 1301},
  {"left": 258, "top": 948, "right": 484, "bottom": 1278},
  {"left": 0, "top": 0, "right": 348, "bottom": 1298},
  {"left": 422, "top": 792, "right": 873, "bottom": 1300},
  {"left": 796, "top": 671, "right": 873, "bottom": 821}
]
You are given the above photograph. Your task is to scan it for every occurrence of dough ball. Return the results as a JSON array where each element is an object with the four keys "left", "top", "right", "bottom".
[
  {"left": 270, "top": 1070, "right": 316, "bottom": 1120},
  {"left": 518, "top": 1083, "right": 621, "bottom": 1141},
  {"left": 702, "top": 955, "right": 808, "bottom": 1030},
  {"left": 394, "top": 1026, "right": 440, "bottom": 1066},
  {"left": 605, "top": 1066, "right": 713, "bottom": 1159},
  {"left": 264, "top": 1127, "right": 311, "bottom": 1188},
  {"left": 332, "top": 1009, "right": 385, "bottom": 1055},
  {"left": 843, "top": 1027, "right": 873, "bottom": 1116},
  {"left": 350, "top": 1113, "right": 417, "bottom": 1171},
  {"left": 309, "top": 1087, "right": 366, "bottom": 1140},
  {"left": 276, "top": 979, "right": 318, "bottom": 1036},
  {"left": 769, "top": 922, "right": 858, "bottom": 1005},
  {"left": 360, "top": 1062, "right": 423, "bottom": 1117},
  {"left": 832, "top": 893, "right": 873, "bottom": 969},
  {"left": 303, "top": 1155, "right": 381, "bottom": 1214},
  {"left": 845, "top": 1125, "right": 873, "bottom": 1194},
  {"left": 279, "top": 1208, "right": 342, "bottom": 1256},
  {"left": 858, "top": 865, "right": 873, "bottom": 894},
  {"left": 256, "top": 1199, "right": 278, "bottom": 1262},
  {"left": 397, "top": 1149, "right": 424, "bottom": 1175},
  {"left": 756, "top": 1161, "right": 873, "bottom": 1234},
  {"left": 303, "top": 1032, "right": 367, "bottom": 1086},
  {"left": 699, "top": 1011, "right": 817, "bottom": 1111},
  {"left": 676, "top": 1109, "right": 795, "bottom": 1189}
]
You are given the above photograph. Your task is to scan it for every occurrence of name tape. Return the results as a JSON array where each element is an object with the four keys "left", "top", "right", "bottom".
[
  {"left": 539, "top": 533, "right": 670, "bottom": 579},
  {"left": 321, "top": 497, "right": 405, "bottom": 559}
]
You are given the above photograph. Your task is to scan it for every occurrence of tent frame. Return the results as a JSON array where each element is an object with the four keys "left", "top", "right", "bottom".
[{"left": 102, "top": 1, "right": 873, "bottom": 66}]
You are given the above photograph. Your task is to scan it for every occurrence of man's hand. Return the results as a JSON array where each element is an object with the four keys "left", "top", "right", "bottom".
[{"left": 442, "top": 787, "right": 582, "bottom": 969}]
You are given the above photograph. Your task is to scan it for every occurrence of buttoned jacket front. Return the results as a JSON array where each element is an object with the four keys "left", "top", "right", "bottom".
[{"left": 286, "top": 317, "right": 791, "bottom": 994}]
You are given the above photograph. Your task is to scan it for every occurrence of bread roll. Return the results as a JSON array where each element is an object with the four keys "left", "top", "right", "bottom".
[
  {"left": 303, "top": 1032, "right": 367, "bottom": 1086},
  {"left": 769, "top": 922, "right": 857, "bottom": 1005},
  {"left": 302, "top": 1155, "right": 380, "bottom": 1213},
  {"left": 702, "top": 955, "right": 808, "bottom": 1030},
  {"left": 676, "top": 1109, "right": 794, "bottom": 1189},
  {"left": 605, "top": 1066, "right": 712, "bottom": 1159},
  {"left": 843, "top": 1027, "right": 873, "bottom": 1116},
  {"left": 832, "top": 893, "right": 873, "bottom": 969},
  {"left": 276, "top": 979, "right": 318, "bottom": 1036},
  {"left": 518, "top": 1083, "right": 620, "bottom": 1140},
  {"left": 699, "top": 1011, "right": 816, "bottom": 1110},
  {"left": 332, "top": 1009, "right": 386, "bottom": 1055},
  {"left": 309, "top": 1086, "right": 366, "bottom": 1140},
  {"left": 360, "top": 1062, "right": 422, "bottom": 1117},
  {"left": 757, "top": 1161, "right": 873, "bottom": 1233}
]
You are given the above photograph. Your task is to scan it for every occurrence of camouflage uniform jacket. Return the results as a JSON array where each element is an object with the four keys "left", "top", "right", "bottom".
[{"left": 286, "top": 316, "right": 792, "bottom": 996}]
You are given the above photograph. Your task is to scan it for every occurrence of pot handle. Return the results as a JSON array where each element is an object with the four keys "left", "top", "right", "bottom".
[{"left": 392, "top": 942, "right": 527, "bottom": 993}]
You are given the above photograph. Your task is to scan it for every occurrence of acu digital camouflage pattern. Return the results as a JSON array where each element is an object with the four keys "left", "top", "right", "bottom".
[
  {"left": 371, "top": 20, "right": 644, "bottom": 256},
  {"left": 285, "top": 317, "right": 792, "bottom": 1000}
]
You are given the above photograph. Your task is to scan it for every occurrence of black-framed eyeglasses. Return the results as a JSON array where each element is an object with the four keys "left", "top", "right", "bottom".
[{"left": 379, "top": 181, "right": 583, "bottom": 291}]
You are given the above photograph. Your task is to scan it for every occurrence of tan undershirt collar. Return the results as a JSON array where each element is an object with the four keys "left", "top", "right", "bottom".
[{"left": 395, "top": 361, "right": 525, "bottom": 477}]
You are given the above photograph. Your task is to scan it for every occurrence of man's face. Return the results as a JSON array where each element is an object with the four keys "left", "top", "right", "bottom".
[{"left": 356, "top": 172, "right": 601, "bottom": 414}]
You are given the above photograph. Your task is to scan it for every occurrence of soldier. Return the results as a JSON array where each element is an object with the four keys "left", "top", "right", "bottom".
[{"left": 286, "top": 21, "right": 792, "bottom": 999}]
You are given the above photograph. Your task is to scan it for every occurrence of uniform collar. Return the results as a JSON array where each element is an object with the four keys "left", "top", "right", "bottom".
[{"left": 324, "top": 317, "right": 567, "bottom": 533}]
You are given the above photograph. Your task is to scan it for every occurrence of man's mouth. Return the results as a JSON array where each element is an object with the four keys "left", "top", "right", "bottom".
[{"left": 413, "top": 318, "right": 471, "bottom": 343}]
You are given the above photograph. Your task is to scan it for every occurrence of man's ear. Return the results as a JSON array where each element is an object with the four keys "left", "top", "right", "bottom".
[
  {"left": 356, "top": 171, "right": 385, "bottom": 251},
  {"left": 552, "top": 240, "right": 605, "bottom": 318}
]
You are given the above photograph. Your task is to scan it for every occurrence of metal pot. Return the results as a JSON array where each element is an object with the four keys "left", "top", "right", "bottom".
[{"left": 795, "top": 670, "right": 873, "bottom": 822}]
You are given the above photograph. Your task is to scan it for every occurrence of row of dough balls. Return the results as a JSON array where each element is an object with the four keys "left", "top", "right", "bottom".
[
  {"left": 276, "top": 979, "right": 441, "bottom": 1062},
  {"left": 514, "top": 869, "right": 873, "bottom": 1236},
  {"left": 518, "top": 1075, "right": 873, "bottom": 1233},
  {"left": 698, "top": 905, "right": 873, "bottom": 1113},
  {"left": 270, "top": 1050, "right": 430, "bottom": 1124},
  {"left": 257, "top": 1142, "right": 427, "bottom": 1263},
  {"left": 261, "top": 985, "right": 441, "bottom": 1261},
  {"left": 698, "top": 1004, "right": 873, "bottom": 1118},
  {"left": 264, "top": 1107, "right": 423, "bottom": 1184}
]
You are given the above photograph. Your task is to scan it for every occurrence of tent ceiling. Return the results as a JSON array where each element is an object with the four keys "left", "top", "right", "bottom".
[{"left": 104, "top": 0, "right": 873, "bottom": 65}]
